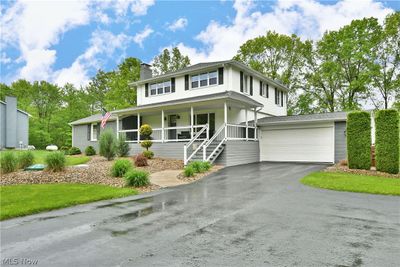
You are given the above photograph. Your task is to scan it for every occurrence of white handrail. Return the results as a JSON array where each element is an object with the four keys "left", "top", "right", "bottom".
[
  {"left": 203, "top": 123, "right": 226, "bottom": 162},
  {"left": 204, "top": 123, "right": 226, "bottom": 147},
  {"left": 184, "top": 124, "right": 209, "bottom": 165},
  {"left": 186, "top": 124, "right": 208, "bottom": 148}
]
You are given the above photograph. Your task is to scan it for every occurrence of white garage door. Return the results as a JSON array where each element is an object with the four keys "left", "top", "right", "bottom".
[{"left": 260, "top": 123, "right": 334, "bottom": 163}]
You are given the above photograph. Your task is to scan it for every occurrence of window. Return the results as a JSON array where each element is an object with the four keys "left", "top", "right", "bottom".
[
  {"left": 150, "top": 80, "right": 172, "bottom": 96},
  {"left": 243, "top": 75, "right": 249, "bottom": 94},
  {"left": 191, "top": 70, "right": 218, "bottom": 89},
  {"left": 262, "top": 83, "right": 269, "bottom": 98},
  {"left": 275, "top": 89, "right": 281, "bottom": 105},
  {"left": 209, "top": 71, "right": 217, "bottom": 85},
  {"left": 91, "top": 123, "right": 98, "bottom": 141},
  {"left": 191, "top": 75, "right": 199, "bottom": 88}
]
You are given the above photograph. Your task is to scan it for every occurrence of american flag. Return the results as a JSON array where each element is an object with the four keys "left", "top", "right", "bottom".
[{"left": 101, "top": 108, "right": 111, "bottom": 129}]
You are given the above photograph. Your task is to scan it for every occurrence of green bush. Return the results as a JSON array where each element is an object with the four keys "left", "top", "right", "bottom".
[
  {"left": 375, "top": 110, "right": 399, "bottom": 174},
  {"left": 134, "top": 153, "right": 148, "bottom": 167},
  {"left": 60, "top": 146, "right": 70, "bottom": 151},
  {"left": 124, "top": 169, "right": 150, "bottom": 187},
  {"left": 85, "top": 146, "right": 96, "bottom": 156},
  {"left": 139, "top": 124, "right": 153, "bottom": 138},
  {"left": 18, "top": 151, "right": 34, "bottom": 169},
  {"left": 140, "top": 140, "right": 153, "bottom": 151},
  {"left": 0, "top": 152, "right": 17, "bottom": 173},
  {"left": 183, "top": 166, "right": 195, "bottom": 177},
  {"left": 117, "top": 135, "right": 130, "bottom": 157},
  {"left": 187, "top": 161, "right": 212, "bottom": 173},
  {"left": 45, "top": 151, "right": 66, "bottom": 172},
  {"left": 99, "top": 129, "right": 117, "bottom": 161},
  {"left": 68, "top": 147, "right": 81, "bottom": 155},
  {"left": 142, "top": 150, "right": 154, "bottom": 159},
  {"left": 111, "top": 159, "right": 133, "bottom": 177},
  {"left": 347, "top": 111, "right": 371, "bottom": 170}
]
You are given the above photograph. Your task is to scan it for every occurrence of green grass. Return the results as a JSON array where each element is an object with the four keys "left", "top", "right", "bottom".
[
  {"left": 0, "top": 150, "right": 90, "bottom": 166},
  {"left": 301, "top": 172, "right": 400, "bottom": 196},
  {"left": 0, "top": 184, "right": 138, "bottom": 220}
]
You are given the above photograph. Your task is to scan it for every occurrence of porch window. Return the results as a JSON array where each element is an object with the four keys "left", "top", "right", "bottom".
[{"left": 91, "top": 123, "right": 98, "bottom": 141}]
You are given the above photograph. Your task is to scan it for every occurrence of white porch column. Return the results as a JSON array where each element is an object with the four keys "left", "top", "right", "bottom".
[
  {"left": 245, "top": 109, "right": 248, "bottom": 141},
  {"left": 116, "top": 115, "right": 120, "bottom": 140},
  {"left": 137, "top": 113, "right": 140, "bottom": 143},
  {"left": 190, "top": 106, "right": 194, "bottom": 138},
  {"left": 161, "top": 110, "right": 165, "bottom": 142},
  {"left": 224, "top": 101, "right": 228, "bottom": 139}
]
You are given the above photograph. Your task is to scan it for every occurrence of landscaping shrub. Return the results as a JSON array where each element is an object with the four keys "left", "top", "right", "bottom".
[
  {"left": 140, "top": 140, "right": 153, "bottom": 151},
  {"left": 124, "top": 169, "right": 150, "bottom": 187},
  {"left": 347, "top": 111, "right": 371, "bottom": 170},
  {"left": 0, "top": 152, "right": 17, "bottom": 173},
  {"left": 142, "top": 150, "right": 154, "bottom": 159},
  {"left": 99, "top": 129, "right": 117, "bottom": 161},
  {"left": 18, "top": 151, "right": 34, "bottom": 169},
  {"left": 85, "top": 146, "right": 96, "bottom": 156},
  {"left": 60, "top": 146, "right": 70, "bottom": 151},
  {"left": 45, "top": 151, "right": 66, "bottom": 172},
  {"left": 68, "top": 147, "right": 81, "bottom": 155},
  {"left": 188, "top": 161, "right": 212, "bottom": 173},
  {"left": 134, "top": 153, "right": 148, "bottom": 167},
  {"left": 111, "top": 159, "right": 133, "bottom": 177},
  {"left": 183, "top": 166, "right": 195, "bottom": 177},
  {"left": 139, "top": 124, "right": 153, "bottom": 138},
  {"left": 117, "top": 135, "right": 130, "bottom": 157},
  {"left": 375, "top": 109, "right": 399, "bottom": 174}
]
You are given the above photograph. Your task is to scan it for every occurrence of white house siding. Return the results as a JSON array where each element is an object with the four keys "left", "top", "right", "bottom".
[
  {"left": 16, "top": 112, "right": 29, "bottom": 148},
  {"left": 0, "top": 103, "right": 5, "bottom": 148}
]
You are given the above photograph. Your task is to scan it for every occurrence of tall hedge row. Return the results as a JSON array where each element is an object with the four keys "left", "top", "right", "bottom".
[
  {"left": 375, "top": 110, "right": 399, "bottom": 174},
  {"left": 347, "top": 111, "right": 371, "bottom": 170}
]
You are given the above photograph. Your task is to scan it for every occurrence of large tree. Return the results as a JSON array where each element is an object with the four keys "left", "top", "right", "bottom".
[
  {"left": 152, "top": 47, "right": 190, "bottom": 75},
  {"left": 234, "top": 31, "right": 307, "bottom": 114},
  {"left": 369, "top": 12, "right": 400, "bottom": 109}
]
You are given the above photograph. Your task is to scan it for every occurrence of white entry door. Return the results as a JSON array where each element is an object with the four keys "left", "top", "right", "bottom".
[{"left": 260, "top": 123, "right": 335, "bottom": 163}]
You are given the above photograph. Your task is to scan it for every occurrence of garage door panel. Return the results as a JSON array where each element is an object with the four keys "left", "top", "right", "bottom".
[{"left": 260, "top": 126, "right": 334, "bottom": 163}]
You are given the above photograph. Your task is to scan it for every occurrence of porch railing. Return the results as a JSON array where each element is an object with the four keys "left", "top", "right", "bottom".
[
  {"left": 226, "top": 123, "right": 257, "bottom": 140},
  {"left": 203, "top": 123, "right": 226, "bottom": 162},
  {"left": 183, "top": 124, "right": 209, "bottom": 165}
]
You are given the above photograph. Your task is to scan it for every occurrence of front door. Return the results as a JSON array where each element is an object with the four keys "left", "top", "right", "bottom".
[
  {"left": 168, "top": 115, "right": 177, "bottom": 140},
  {"left": 195, "top": 113, "right": 215, "bottom": 137}
]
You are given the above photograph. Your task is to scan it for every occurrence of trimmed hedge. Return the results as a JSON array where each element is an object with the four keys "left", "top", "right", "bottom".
[
  {"left": 375, "top": 110, "right": 399, "bottom": 174},
  {"left": 347, "top": 111, "right": 371, "bottom": 170}
]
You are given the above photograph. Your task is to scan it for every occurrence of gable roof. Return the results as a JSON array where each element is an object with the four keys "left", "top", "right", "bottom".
[
  {"left": 69, "top": 113, "right": 117, "bottom": 126},
  {"left": 131, "top": 59, "right": 289, "bottom": 92},
  {"left": 256, "top": 111, "right": 348, "bottom": 126}
]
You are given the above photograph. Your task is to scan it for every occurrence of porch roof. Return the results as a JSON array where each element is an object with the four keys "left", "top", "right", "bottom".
[
  {"left": 69, "top": 113, "right": 118, "bottom": 126},
  {"left": 113, "top": 91, "right": 263, "bottom": 116}
]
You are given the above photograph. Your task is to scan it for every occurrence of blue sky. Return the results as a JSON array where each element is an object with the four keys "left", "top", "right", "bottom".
[{"left": 1, "top": 0, "right": 398, "bottom": 87}]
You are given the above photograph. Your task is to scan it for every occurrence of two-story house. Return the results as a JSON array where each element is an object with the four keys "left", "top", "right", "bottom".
[{"left": 71, "top": 60, "right": 348, "bottom": 166}]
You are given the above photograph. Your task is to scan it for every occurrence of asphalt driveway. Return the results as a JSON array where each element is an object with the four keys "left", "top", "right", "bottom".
[{"left": 1, "top": 162, "right": 399, "bottom": 267}]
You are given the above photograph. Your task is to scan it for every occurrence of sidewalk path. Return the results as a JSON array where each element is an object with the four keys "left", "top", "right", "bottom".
[{"left": 150, "top": 170, "right": 186, "bottom": 187}]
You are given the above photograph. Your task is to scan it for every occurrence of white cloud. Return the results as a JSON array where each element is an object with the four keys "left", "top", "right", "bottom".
[
  {"left": 133, "top": 26, "right": 154, "bottom": 47},
  {"left": 167, "top": 18, "right": 188, "bottom": 31},
  {"left": 0, "top": 52, "right": 11, "bottom": 64},
  {"left": 54, "top": 30, "right": 132, "bottom": 87},
  {"left": 113, "top": 0, "right": 155, "bottom": 16},
  {"left": 177, "top": 0, "right": 393, "bottom": 64}
]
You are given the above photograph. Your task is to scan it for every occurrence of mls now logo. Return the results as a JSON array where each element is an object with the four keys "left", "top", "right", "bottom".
[{"left": 2, "top": 258, "right": 38, "bottom": 265}]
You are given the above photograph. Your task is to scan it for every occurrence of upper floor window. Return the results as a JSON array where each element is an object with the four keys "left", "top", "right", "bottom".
[
  {"left": 243, "top": 74, "right": 249, "bottom": 94},
  {"left": 261, "top": 83, "right": 269, "bottom": 98},
  {"left": 150, "top": 80, "right": 171, "bottom": 96},
  {"left": 191, "top": 70, "right": 218, "bottom": 89}
]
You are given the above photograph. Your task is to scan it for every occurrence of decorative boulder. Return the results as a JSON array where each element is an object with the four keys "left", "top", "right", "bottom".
[
  {"left": 27, "top": 145, "right": 36, "bottom": 150},
  {"left": 46, "top": 145, "right": 58, "bottom": 151}
]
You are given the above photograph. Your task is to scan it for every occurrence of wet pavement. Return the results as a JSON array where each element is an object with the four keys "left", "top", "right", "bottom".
[{"left": 1, "top": 162, "right": 399, "bottom": 267}]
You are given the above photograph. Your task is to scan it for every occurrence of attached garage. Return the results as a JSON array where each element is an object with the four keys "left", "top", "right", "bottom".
[{"left": 257, "top": 112, "right": 348, "bottom": 164}]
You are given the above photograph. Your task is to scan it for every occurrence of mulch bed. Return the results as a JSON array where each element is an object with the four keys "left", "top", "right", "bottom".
[
  {"left": 324, "top": 164, "right": 400, "bottom": 179},
  {"left": 0, "top": 156, "right": 183, "bottom": 192},
  {"left": 177, "top": 165, "right": 224, "bottom": 183}
]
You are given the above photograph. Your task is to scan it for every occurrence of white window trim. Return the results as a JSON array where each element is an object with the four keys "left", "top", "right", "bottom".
[
  {"left": 149, "top": 80, "right": 172, "bottom": 97},
  {"left": 242, "top": 74, "right": 250, "bottom": 95},
  {"left": 276, "top": 89, "right": 281, "bottom": 106},
  {"left": 262, "top": 83, "right": 269, "bottom": 98},
  {"left": 91, "top": 123, "right": 98, "bottom": 141},
  {"left": 190, "top": 70, "right": 218, "bottom": 90}
]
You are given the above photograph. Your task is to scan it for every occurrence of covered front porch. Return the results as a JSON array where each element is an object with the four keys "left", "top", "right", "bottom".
[{"left": 114, "top": 99, "right": 260, "bottom": 143}]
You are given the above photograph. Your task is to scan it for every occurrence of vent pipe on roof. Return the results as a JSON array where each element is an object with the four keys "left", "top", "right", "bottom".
[{"left": 140, "top": 63, "right": 152, "bottom": 80}]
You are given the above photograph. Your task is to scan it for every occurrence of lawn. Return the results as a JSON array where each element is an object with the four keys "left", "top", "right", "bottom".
[
  {"left": 0, "top": 150, "right": 90, "bottom": 166},
  {"left": 0, "top": 184, "right": 138, "bottom": 220},
  {"left": 301, "top": 171, "right": 400, "bottom": 196}
]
